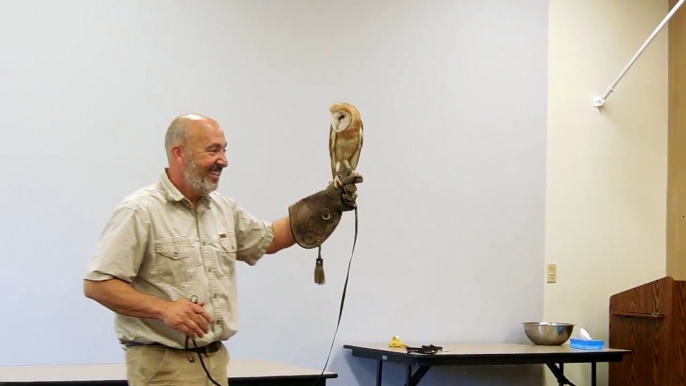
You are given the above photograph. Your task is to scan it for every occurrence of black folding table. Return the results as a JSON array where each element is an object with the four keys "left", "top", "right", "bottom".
[{"left": 344, "top": 342, "right": 629, "bottom": 386}]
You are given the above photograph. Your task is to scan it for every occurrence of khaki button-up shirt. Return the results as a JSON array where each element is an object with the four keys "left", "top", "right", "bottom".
[{"left": 84, "top": 170, "right": 274, "bottom": 349}]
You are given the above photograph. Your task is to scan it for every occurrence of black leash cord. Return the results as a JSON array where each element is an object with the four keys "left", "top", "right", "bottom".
[
  {"left": 310, "top": 205, "right": 358, "bottom": 386},
  {"left": 186, "top": 295, "right": 222, "bottom": 386}
]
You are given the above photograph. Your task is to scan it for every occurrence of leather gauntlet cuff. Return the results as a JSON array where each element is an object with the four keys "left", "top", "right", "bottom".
[
  {"left": 288, "top": 174, "right": 361, "bottom": 285},
  {"left": 288, "top": 184, "right": 346, "bottom": 249}
]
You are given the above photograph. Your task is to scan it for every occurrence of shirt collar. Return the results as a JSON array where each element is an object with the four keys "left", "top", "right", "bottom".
[
  {"left": 159, "top": 169, "right": 185, "bottom": 202},
  {"left": 159, "top": 169, "right": 212, "bottom": 208}
]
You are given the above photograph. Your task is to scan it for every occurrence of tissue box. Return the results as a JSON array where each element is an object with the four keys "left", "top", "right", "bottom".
[{"left": 569, "top": 338, "right": 605, "bottom": 350}]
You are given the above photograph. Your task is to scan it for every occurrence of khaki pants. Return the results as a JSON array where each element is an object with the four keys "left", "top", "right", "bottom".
[{"left": 125, "top": 343, "right": 229, "bottom": 386}]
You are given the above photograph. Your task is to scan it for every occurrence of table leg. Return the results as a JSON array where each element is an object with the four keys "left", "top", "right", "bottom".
[
  {"left": 403, "top": 365, "right": 432, "bottom": 386},
  {"left": 376, "top": 360, "right": 383, "bottom": 386},
  {"left": 591, "top": 362, "right": 596, "bottom": 386},
  {"left": 545, "top": 363, "right": 576, "bottom": 386},
  {"left": 560, "top": 363, "right": 564, "bottom": 386}
]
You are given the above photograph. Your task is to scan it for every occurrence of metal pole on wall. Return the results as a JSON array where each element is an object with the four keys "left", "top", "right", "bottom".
[{"left": 593, "top": 0, "right": 685, "bottom": 108}]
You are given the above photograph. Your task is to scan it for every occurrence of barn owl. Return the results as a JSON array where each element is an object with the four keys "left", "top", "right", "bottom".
[{"left": 329, "top": 102, "right": 363, "bottom": 188}]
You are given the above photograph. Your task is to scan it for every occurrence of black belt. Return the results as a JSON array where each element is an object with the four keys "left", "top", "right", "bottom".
[{"left": 125, "top": 340, "right": 222, "bottom": 355}]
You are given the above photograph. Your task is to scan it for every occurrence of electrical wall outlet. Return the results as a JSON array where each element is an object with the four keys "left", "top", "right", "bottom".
[{"left": 547, "top": 264, "right": 557, "bottom": 283}]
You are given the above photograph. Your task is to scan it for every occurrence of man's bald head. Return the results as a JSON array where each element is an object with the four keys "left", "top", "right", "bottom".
[
  {"left": 164, "top": 113, "right": 228, "bottom": 200},
  {"left": 165, "top": 113, "right": 221, "bottom": 162}
]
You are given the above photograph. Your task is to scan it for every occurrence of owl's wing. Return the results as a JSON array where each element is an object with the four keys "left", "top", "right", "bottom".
[
  {"left": 329, "top": 124, "right": 337, "bottom": 179},
  {"left": 349, "top": 122, "right": 363, "bottom": 171}
]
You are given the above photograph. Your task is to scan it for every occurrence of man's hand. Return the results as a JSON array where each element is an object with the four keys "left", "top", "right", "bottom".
[
  {"left": 84, "top": 279, "right": 214, "bottom": 339},
  {"left": 160, "top": 298, "right": 213, "bottom": 339}
]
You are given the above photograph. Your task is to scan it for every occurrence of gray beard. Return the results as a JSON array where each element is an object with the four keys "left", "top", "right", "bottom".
[{"left": 184, "top": 158, "right": 218, "bottom": 195}]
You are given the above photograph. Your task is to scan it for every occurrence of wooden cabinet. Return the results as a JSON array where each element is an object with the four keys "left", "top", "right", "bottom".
[{"left": 609, "top": 276, "right": 686, "bottom": 385}]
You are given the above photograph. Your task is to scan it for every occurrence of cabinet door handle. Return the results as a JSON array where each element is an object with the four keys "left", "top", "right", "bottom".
[{"left": 612, "top": 311, "right": 665, "bottom": 319}]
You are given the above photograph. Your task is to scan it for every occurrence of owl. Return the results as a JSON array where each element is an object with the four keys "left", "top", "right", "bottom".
[{"left": 329, "top": 102, "right": 363, "bottom": 188}]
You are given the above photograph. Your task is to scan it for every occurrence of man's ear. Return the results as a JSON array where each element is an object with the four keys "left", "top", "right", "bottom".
[{"left": 171, "top": 145, "right": 185, "bottom": 165}]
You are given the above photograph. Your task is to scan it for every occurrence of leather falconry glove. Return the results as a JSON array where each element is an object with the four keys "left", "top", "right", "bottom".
[{"left": 288, "top": 173, "right": 362, "bottom": 284}]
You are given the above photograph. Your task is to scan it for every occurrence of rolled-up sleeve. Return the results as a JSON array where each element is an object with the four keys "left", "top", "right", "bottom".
[
  {"left": 233, "top": 204, "right": 274, "bottom": 266},
  {"left": 84, "top": 205, "right": 149, "bottom": 283}
]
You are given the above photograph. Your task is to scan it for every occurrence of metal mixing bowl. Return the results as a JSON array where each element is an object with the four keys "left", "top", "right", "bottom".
[{"left": 522, "top": 322, "right": 575, "bottom": 345}]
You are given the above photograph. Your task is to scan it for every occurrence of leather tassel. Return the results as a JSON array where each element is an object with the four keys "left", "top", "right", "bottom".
[{"left": 314, "top": 247, "right": 325, "bottom": 285}]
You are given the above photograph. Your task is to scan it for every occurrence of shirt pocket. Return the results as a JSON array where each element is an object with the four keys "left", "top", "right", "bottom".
[
  {"left": 216, "top": 236, "right": 237, "bottom": 276},
  {"left": 151, "top": 238, "right": 197, "bottom": 285}
]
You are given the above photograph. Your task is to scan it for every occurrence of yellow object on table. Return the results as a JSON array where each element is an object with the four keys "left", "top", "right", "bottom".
[{"left": 389, "top": 336, "right": 408, "bottom": 348}]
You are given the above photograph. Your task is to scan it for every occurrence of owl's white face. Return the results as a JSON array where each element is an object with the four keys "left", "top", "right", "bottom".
[{"left": 331, "top": 110, "right": 352, "bottom": 133}]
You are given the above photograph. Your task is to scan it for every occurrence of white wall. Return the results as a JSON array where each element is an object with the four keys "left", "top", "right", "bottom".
[
  {"left": 544, "top": 0, "right": 669, "bottom": 385},
  {"left": 0, "top": 1, "right": 549, "bottom": 385}
]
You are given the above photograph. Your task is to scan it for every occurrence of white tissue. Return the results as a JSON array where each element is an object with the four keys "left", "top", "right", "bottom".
[{"left": 579, "top": 328, "right": 592, "bottom": 340}]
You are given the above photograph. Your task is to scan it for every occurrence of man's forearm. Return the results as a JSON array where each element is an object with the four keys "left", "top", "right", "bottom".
[
  {"left": 84, "top": 278, "right": 168, "bottom": 320},
  {"left": 266, "top": 216, "right": 296, "bottom": 254}
]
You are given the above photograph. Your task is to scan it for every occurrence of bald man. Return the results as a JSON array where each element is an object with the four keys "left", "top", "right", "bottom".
[{"left": 83, "top": 113, "right": 361, "bottom": 386}]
